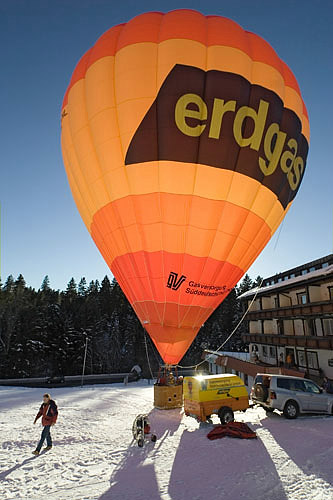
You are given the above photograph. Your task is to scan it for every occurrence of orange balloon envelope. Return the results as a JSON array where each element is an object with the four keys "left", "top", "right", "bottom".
[{"left": 61, "top": 10, "right": 309, "bottom": 364}]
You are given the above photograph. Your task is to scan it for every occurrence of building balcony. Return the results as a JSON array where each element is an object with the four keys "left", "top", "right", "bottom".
[
  {"left": 246, "top": 300, "right": 333, "bottom": 320},
  {"left": 242, "top": 332, "right": 333, "bottom": 350},
  {"left": 202, "top": 350, "right": 306, "bottom": 379}
]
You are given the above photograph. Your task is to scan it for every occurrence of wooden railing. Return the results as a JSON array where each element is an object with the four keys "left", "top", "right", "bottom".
[
  {"left": 242, "top": 333, "right": 333, "bottom": 350},
  {"left": 246, "top": 300, "right": 333, "bottom": 320}
]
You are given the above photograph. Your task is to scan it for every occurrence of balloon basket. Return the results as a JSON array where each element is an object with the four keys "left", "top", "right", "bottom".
[
  {"left": 154, "top": 384, "right": 183, "bottom": 410},
  {"left": 154, "top": 365, "right": 183, "bottom": 409}
]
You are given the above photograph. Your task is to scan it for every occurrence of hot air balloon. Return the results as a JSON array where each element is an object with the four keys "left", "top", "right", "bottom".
[{"left": 61, "top": 10, "right": 309, "bottom": 366}]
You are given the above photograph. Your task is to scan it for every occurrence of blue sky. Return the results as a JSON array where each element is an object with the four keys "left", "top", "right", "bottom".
[{"left": 1, "top": 0, "right": 332, "bottom": 290}]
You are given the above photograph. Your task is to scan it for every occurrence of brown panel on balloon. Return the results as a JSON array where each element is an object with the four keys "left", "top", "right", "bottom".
[{"left": 125, "top": 64, "right": 308, "bottom": 208}]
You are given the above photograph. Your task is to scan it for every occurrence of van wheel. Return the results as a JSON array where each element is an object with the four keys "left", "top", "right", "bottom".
[
  {"left": 283, "top": 400, "right": 299, "bottom": 419},
  {"left": 218, "top": 407, "right": 234, "bottom": 424}
]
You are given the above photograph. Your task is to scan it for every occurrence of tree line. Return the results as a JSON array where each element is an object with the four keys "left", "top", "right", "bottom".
[{"left": 0, "top": 273, "right": 261, "bottom": 378}]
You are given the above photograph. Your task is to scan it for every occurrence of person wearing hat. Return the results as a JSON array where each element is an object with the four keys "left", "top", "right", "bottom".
[{"left": 32, "top": 393, "right": 58, "bottom": 455}]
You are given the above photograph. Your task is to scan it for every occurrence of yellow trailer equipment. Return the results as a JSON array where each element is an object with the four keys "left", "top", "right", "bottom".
[{"left": 183, "top": 374, "right": 249, "bottom": 423}]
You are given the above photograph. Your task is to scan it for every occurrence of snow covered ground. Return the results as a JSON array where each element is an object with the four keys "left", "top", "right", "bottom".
[{"left": 0, "top": 382, "right": 333, "bottom": 500}]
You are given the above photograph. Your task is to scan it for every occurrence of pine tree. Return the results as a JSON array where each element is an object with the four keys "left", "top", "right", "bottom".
[
  {"left": 253, "top": 275, "right": 264, "bottom": 288},
  {"left": 87, "top": 280, "right": 99, "bottom": 296},
  {"left": 78, "top": 277, "right": 87, "bottom": 297},
  {"left": 14, "top": 274, "right": 26, "bottom": 294},
  {"left": 99, "top": 275, "right": 113, "bottom": 315},
  {"left": 233, "top": 274, "right": 259, "bottom": 352},
  {"left": 65, "top": 278, "right": 77, "bottom": 302},
  {"left": 40, "top": 275, "right": 51, "bottom": 291},
  {"left": 3, "top": 275, "right": 14, "bottom": 294},
  {"left": 237, "top": 274, "right": 253, "bottom": 296}
]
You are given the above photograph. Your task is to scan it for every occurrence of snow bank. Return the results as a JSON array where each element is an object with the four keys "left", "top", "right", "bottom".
[{"left": 0, "top": 383, "right": 332, "bottom": 500}]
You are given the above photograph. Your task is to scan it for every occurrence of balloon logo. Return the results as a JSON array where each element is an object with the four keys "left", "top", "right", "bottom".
[{"left": 61, "top": 10, "right": 309, "bottom": 364}]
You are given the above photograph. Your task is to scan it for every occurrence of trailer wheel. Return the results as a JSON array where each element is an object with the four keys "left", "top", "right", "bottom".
[
  {"left": 138, "top": 438, "right": 144, "bottom": 447},
  {"left": 218, "top": 406, "right": 234, "bottom": 424},
  {"left": 151, "top": 434, "right": 157, "bottom": 443}
]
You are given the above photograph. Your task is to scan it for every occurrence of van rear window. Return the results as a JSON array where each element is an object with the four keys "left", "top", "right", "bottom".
[
  {"left": 277, "top": 378, "right": 291, "bottom": 389},
  {"left": 255, "top": 375, "right": 263, "bottom": 384}
]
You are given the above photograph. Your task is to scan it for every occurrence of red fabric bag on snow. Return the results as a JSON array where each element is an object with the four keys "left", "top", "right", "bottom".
[{"left": 207, "top": 422, "right": 256, "bottom": 440}]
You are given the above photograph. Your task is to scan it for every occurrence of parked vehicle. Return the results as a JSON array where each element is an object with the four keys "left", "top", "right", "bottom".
[
  {"left": 46, "top": 375, "right": 65, "bottom": 385},
  {"left": 183, "top": 374, "right": 249, "bottom": 424},
  {"left": 251, "top": 374, "right": 333, "bottom": 419}
]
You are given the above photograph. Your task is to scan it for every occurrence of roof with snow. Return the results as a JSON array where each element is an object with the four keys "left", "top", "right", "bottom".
[{"left": 239, "top": 263, "right": 333, "bottom": 299}]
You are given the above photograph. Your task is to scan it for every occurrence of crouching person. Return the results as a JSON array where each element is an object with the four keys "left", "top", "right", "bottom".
[{"left": 32, "top": 393, "right": 58, "bottom": 455}]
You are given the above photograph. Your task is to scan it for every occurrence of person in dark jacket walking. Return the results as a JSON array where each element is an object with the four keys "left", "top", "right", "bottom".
[
  {"left": 322, "top": 377, "right": 333, "bottom": 394},
  {"left": 32, "top": 393, "right": 58, "bottom": 455}
]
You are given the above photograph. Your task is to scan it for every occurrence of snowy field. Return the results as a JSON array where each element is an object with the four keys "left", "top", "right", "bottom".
[{"left": 0, "top": 382, "right": 333, "bottom": 500}]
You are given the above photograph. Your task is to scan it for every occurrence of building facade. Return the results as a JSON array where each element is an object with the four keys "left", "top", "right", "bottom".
[{"left": 239, "top": 254, "right": 333, "bottom": 379}]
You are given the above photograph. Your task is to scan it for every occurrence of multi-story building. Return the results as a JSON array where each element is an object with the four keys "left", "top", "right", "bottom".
[
  {"left": 239, "top": 254, "right": 333, "bottom": 379},
  {"left": 202, "top": 254, "right": 333, "bottom": 392}
]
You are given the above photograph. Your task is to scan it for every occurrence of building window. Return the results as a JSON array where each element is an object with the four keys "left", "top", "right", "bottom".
[
  {"left": 305, "top": 319, "right": 315, "bottom": 336},
  {"left": 301, "top": 269, "right": 308, "bottom": 275},
  {"left": 323, "top": 319, "right": 333, "bottom": 336},
  {"left": 244, "top": 373, "right": 248, "bottom": 385},
  {"left": 278, "top": 278, "right": 282, "bottom": 282},
  {"left": 277, "top": 320, "right": 284, "bottom": 335},
  {"left": 290, "top": 273, "right": 295, "bottom": 278},
  {"left": 262, "top": 346, "right": 268, "bottom": 356},
  {"left": 315, "top": 318, "right": 323, "bottom": 336},
  {"left": 297, "top": 350, "right": 306, "bottom": 368},
  {"left": 322, "top": 262, "right": 329, "bottom": 268},
  {"left": 271, "top": 280, "right": 275, "bottom": 285},
  {"left": 306, "top": 351, "right": 319, "bottom": 370},
  {"left": 309, "top": 266, "right": 316, "bottom": 272},
  {"left": 285, "top": 348, "right": 296, "bottom": 366},
  {"left": 260, "top": 320, "right": 264, "bottom": 334},
  {"left": 297, "top": 292, "right": 307, "bottom": 305},
  {"left": 274, "top": 296, "right": 279, "bottom": 308},
  {"left": 284, "top": 276, "right": 288, "bottom": 281},
  {"left": 329, "top": 287, "right": 333, "bottom": 301},
  {"left": 269, "top": 346, "right": 275, "bottom": 357}
]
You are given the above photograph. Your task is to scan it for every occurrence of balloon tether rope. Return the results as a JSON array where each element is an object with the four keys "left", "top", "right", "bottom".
[
  {"left": 143, "top": 329, "right": 155, "bottom": 381},
  {"left": 176, "top": 278, "right": 264, "bottom": 369}
]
